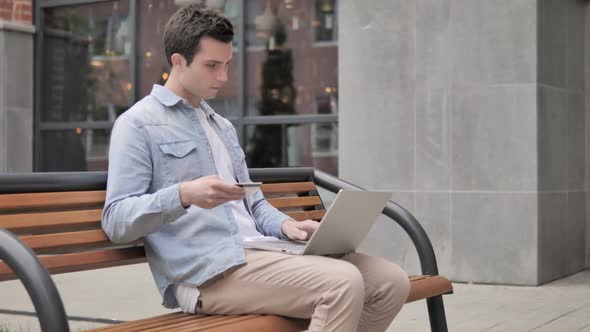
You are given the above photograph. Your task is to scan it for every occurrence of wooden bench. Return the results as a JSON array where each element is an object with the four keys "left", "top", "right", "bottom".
[{"left": 0, "top": 168, "right": 453, "bottom": 332}]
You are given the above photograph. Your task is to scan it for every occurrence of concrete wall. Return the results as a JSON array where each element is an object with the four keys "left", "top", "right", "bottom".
[
  {"left": 0, "top": 0, "right": 33, "bottom": 172},
  {"left": 0, "top": 21, "right": 34, "bottom": 172},
  {"left": 340, "top": 0, "right": 588, "bottom": 285},
  {"left": 537, "top": 0, "right": 587, "bottom": 284},
  {"left": 586, "top": 4, "right": 590, "bottom": 270}
]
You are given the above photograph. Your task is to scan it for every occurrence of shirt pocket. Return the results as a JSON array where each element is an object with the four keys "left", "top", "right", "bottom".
[{"left": 158, "top": 140, "right": 201, "bottom": 183}]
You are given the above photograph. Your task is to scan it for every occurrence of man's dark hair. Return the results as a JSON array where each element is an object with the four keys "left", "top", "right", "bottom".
[{"left": 164, "top": 4, "right": 234, "bottom": 67}]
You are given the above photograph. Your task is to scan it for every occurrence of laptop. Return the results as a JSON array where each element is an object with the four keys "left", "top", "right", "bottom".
[{"left": 240, "top": 189, "right": 391, "bottom": 255}]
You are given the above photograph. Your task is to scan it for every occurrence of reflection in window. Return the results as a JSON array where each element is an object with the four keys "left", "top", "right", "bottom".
[
  {"left": 312, "top": 91, "right": 338, "bottom": 157},
  {"left": 91, "top": 13, "right": 130, "bottom": 57},
  {"left": 40, "top": 1, "right": 131, "bottom": 171},
  {"left": 246, "top": 0, "right": 338, "bottom": 116},
  {"left": 245, "top": 0, "right": 338, "bottom": 173},
  {"left": 37, "top": 0, "right": 338, "bottom": 174},
  {"left": 40, "top": 128, "right": 112, "bottom": 172},
  {"left": 245, "top": 123, "right": 337, "bottom": 175},
  {"left": 42, "top": 1, "right": 132, "bottom": 123},
  {"left": 314, "top": 0, "right": 337, "bottom": 42}
]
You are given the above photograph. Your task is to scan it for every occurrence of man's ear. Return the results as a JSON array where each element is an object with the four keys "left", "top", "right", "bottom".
[{"left": 170, "top": 53, "right": 186, "bottom": 69}]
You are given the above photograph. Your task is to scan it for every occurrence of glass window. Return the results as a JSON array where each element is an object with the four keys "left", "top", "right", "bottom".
[
  {"left": 36, "top": 0, "right": 338, "bottom": 175},
  {"left": 244, "top": 0, "right": 338, "bottom": 116},
  {"left": 40, "top": 129, "right": 111, "bottom": 172},
  {"left": 42, "top": 1, "right": 132, "bottom": 123},
  {"left": 245, "top": 123, "right": 337, "bottom": 175},
  {"left": 313, "top": 0, "right": 337, "bottom": 43}
]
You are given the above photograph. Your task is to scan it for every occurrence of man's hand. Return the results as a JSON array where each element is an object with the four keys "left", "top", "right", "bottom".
[
  {"left": 281, "top": 219, "right": 320, "bottom": 241},
  {"left": 179, "top": 175, "right": 245, "bottom": 209}
]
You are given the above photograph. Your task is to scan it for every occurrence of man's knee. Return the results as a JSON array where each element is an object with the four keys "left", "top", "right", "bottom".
[
  {"left": 322, "top": 260, "right": 365, "bottom": 302},
  {"left": 381, "top": 262, "right": 411, "bottom": 304}
]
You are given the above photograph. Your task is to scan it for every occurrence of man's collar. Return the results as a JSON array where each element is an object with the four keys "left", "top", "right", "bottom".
[
  {"left": 199, "top": 100, "right": 215, "bottom": 117},
  {"left": 150, "top": 84, "right": 216, "bottom": 117},
  {"left": 150, "top": 84, "right": 183, "bottom": 107}
]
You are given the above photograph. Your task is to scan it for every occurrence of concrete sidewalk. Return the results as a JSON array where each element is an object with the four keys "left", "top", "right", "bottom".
[{"left": 0, "top": 264, "right": 589, "bottom": 331}]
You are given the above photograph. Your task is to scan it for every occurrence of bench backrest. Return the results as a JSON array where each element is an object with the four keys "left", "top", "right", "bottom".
[{"left": 0, "top": 180, "right": 326, "bottom": 281}]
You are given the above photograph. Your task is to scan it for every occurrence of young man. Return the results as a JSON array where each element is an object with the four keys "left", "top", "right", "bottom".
[{"left": 102, "top": 4, "right": 409, "bottom": 332}]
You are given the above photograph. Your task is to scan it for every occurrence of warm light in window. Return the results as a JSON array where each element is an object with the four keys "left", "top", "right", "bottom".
[
  {"left": 162, "top": 72, "right": 169, "bottom": 81},
  {"left": 90, "top": 60, "right": 104, "bottom": 68},
  {"left": 325, "top": 87, "right": 332, "bottom": 93},
  {"left": 76, "top": 128, "right": 82, "bottom": 135},
  {"left": 126, "top": 83, "right": 133, "bottom": 91},
  {"left": 145, "top": 51, "right": 153, "bottom": 58}
]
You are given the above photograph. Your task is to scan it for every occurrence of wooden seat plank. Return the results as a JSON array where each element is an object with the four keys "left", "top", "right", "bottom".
[
  {"left": 138, "top": 315, "right": 229, "bottom": 332},
  {"left": 260, "top": 182, "right": 316, "bottom": 194},
  {"left": 196, "top": 316, "right": 305, "bottom": 332},
  {"left": 266, "top": 196, "right": 322, "bottom": 209},
  {"left": 284, "top": 210, "right": 326, "bottom": 221},
  {"left": 141, "top": 315, "right": 260, "bottom": 332},
  {"left": 0, "top": 247, "right": 146, "bottom": 281},
  {"left": 89, "top": 313, "right": 207, "bottom": 332},
  {"left": 0, "top": 209, "right": 102, "bottom": 233},
  {"left": 406, "top": 275, "right": 453, "bottom": 303},
  {"left": 19, "top": 229, "right": 109, "bottom": 251},
  {"left": 86, "top": 312, "right": 189, "bottom": 332},
  {"left": 0, "top": 191, "right": 106, "bottom": 212},
  {"left": 86, "top": 314, "right": 305, "bottom": 332}
]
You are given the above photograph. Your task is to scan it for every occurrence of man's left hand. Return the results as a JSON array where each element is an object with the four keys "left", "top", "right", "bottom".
[{"left": 281, "top": 219, "right": 320, "bottom": 241}]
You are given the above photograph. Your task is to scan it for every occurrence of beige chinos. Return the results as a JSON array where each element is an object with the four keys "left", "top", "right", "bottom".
[{"left": 196, "top": 249, "right": 410, "bottom": 332}]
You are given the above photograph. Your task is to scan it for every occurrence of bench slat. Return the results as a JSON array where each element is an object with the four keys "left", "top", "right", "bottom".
[
  {"left": 142, "top": 315, "right": 265, "bottom": 332},
  {"left": 0, "top": 209, "right": 102, "bottom": 233},
  {"left": 266, "top": 196, "right": 322, "bottom": 209},
  {"left": 88, "top": 312, "right": 201, "bottom": 332},
  {"left": 260, "top": 182, "right": 316, "bottom": 194},
  {"left": 406, "top": 275, "right": 453, "bottom": 303},
  {"left": 19, "top": 229, "right": 109, "bottom": 251},
  {"left": 0, "top": 191, "right": 106, "bottom": 212},
  {"left": 190, "top": 315, "right": 305, "bottom": 332},
  {"left": 0, "top": 247, "right": 146, "bottom": 281},
  {"left": 284, "top": 210, "right": 326, "bottom": 221},
  {"left": 86, "top": 313, "right": 306, "bottom": 332}
]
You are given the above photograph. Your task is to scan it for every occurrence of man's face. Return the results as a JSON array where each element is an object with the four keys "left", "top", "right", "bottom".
[{"left": 177, "top": 36, "right": 232, "bottom": 100}]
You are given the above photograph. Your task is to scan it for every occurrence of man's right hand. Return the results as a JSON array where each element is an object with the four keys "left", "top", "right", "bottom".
[{"left": 179, "top": 175, "right": 245, "bottom": 209}]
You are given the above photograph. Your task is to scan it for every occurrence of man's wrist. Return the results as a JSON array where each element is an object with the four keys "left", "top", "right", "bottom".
[
  {"left": 280, "top": 219, "right": 294, "bottom": 237},
  {"left": 179, "top": 182, "right": 190, "bottom": 208}
]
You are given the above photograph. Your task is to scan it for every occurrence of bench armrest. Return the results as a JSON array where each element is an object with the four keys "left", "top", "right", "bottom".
[
  {"left": 313, "top": 169, "right": 440, "bottom": 276},
  {"left": 0, "top": 227, "right": 70, "bottom": 332}
]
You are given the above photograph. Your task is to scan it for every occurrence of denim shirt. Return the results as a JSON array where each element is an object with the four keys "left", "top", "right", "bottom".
[{"left": 101, "top": 85, "right": 290, "bottom": 309}]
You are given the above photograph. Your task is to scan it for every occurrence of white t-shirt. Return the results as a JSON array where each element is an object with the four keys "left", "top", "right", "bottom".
[{"left": 175, "top": 107, "right": 278, "bottom": 314}]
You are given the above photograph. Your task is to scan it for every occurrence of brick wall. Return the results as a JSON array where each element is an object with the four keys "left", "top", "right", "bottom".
[{"left": 0, "top": 0, "right": 32, "bottom": 25}]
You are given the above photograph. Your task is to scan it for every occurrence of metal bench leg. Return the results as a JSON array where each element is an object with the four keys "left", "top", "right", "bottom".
[
  {"left": 427, "top": 295, "right": 448, "bottom": 332},
  {"left": 0, "top": 228, "right": 69, "bottom": 332}
]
